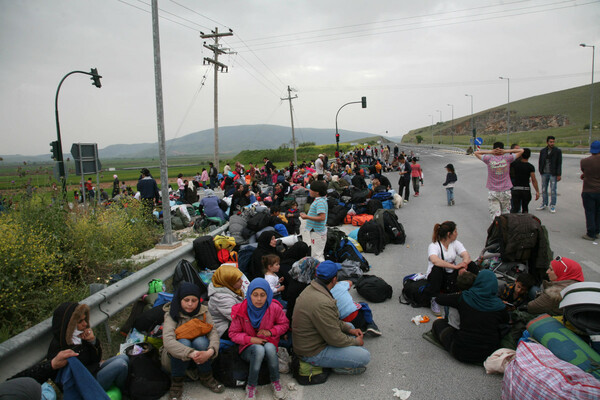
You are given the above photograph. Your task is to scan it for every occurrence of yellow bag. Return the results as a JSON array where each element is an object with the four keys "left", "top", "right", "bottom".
[
  {"left": 175, "top": 315, "right": 213, "bottom": 339},
  {"left": 213, "top": 235, "right": 236, "bottom": 251}
]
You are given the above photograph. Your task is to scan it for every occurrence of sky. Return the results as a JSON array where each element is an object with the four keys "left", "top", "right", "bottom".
[{"left": 1, "top": 0, "right": 599, "bottom": 156}]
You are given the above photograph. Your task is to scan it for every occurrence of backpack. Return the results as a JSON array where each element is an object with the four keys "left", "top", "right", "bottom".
[
  {"left": 237, "top": 244, "right": 257, "bottom": 274},
  {"left": 350, "top": 214, "right": 373, "bottom": 227},
  {"left": 357, "top": 221, "right": 385, "bottom": 255},
  {"left": 193, "top": 236, "right": 220, "bottom": 270},
  {"left": 356, "top": 274, "right": 393, "bottom": 303},
  {"left": 291, "top": 355, "right": 330, "bottom": 385},
  {"left": 334, "top": 239, "right": 370, "bottom": 272},
  {"left": 213, "top": 235, "right": 236, "bottom": 251},
  {"left": 212, "top": 343, "right": 272, "bottom": 388},
  {"left": 327, "top": 204, "right": 349, "bottom": 227},
  {"left": 371, "top": 191, "right": 392, "bottom": 202},
  {"left": 399, "top": 274, "right": 430, "bottom": 308},
  {"left": 365, "top": 199, "right": 383, "bottom": 215},
  {"left": 172, "top": 259, "right": 208, "bottom": 302},
  {"left": 374, "top": 209, "right": 406, "bottom": 244},
  {"left": 324, "top": 228, "right": 348, "bottom": 260},
  {"left": 148, "top": 279, "right": 164, "bottom": 294},
  {"left": 350, "top": 188, "right": 369, "bottom": 204},
  {"left": 125, "top": 343, "right": 170, "bottom": 400},
  {"left": 247, "top": 212, "right": 270, "bottom": 232}
]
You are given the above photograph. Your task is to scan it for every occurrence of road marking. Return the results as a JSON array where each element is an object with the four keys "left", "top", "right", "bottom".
[{"left": 582, "top": 260, "right": 600, "bottom": 275}]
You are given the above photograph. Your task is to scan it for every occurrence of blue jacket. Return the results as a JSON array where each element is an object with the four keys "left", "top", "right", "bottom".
[{"left": 137, "top": 177, "right": 160, "bottom": 201}]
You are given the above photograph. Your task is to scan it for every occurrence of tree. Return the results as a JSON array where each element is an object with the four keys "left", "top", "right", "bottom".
[{"left": 416, "top": 135, "right": 423, "bottom": 144}]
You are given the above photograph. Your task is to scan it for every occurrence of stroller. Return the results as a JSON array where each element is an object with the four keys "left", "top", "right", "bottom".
[{"left": 476, "top": 213, "right": 553, "bottom": 285}]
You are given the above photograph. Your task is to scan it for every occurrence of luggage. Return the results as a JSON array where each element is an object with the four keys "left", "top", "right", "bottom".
[
  {"left": 192, "top": 236, "right": 220, "bottom": 270},
  {"left": 371, "top": 191, "right": 392, "bottom": 202},
  {"left": 125, "top": 343, "right": 170, "bottom": 400},
  {"left": 227, "top": 215, "right": 248, "bottom": 246},
  {"left": 335, "top": 239, "right": 370, "bottom": 272},
  {"left": 327, "top": 204, "right": 349, "bottom": 226},
  {"left": 346, "top": 214, "right": 373, "bottom": 226},
  {"left": 374, "top": 209, "right": 406, "bottom": 244},
  {"left": 213, "top": 235, "right": 236, "bottom": 251},
  {"left": 365, "top": 199, "right": 383, "bottom": 215},
  {"left": 560, "top": 282, "right": 600, "bottom": 352},
  {"left": 381, "top": 200, "right": 394, "bottom": 209},
  {"left": 350, "top": 188, "right": 370, "bottom": 204},
  {"left": 246, "top": 211, "right": 270, "bottom": 232},
  {"left": 351, "top": 175, "right": 368, "bottom": 190},
  {"left": 399, "top": 274, "right": 430, "bottom": 308},
  {"left": 324, "top": 228, "right": 349, "bottom": 261},
  {"left": 356, "top": 274, "right": 393, "bottom": 303},
  {"left": 291, "top": 355, "right": 329, "bottom": 385},
  {"left": 357, "top": 221, "right": 385, "bottom": 255},
  {"left": 212, "top": 343, "right": 272, "bottom": 388},
  {"left": 237, "top": 244, "right": 257, "bottom": 274},
  {"left": 172, "top": 259, "right": 208, "bottom": 302}
]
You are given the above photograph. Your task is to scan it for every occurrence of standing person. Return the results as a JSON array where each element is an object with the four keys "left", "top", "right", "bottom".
[
  {"left": 537, "top": 136, "right": 563, "bottom": 213},
  {"left": 475, "top": 142, "right": 524, "bottom": 219},
  {"left": 442, "top": 164, "right": 457, "bottom": 206},
  {"left": 315, "top": 154, "right": 325, "bottom": 180},
  {"left": 393, "top": 144, "right": 399, "bottom": 158},
  {"left": 580, "top": 140, "right": 600, "bottom": 240},
  {"left": 137, "top": 168, "right": 160, "bottom": 213},
  {"left": 510, "top": 148, "right": 540, "bottom": 213},
  {"left": 410, "top": 158, "right": 423, "bottom": 197},
  {"left": 177, "top": 173, "right": 185, "bottom": 199},
  {"left": 264, "top": 157, "right": 275, "bottom": 185},
  {"left": 300, "top": 180, "right": 328, "bottom": 261},
  {"left": 200, "top": 168, "right": 209, "bottom": 189},
  {"left": 208, "top": 162, "right": 218, "bottom": 189},
  {"left": 112, "top": 174, "right": 119, "bottom": 198},
  {"left": 397, "top": 155, "right": 412, "bottom": 203}
]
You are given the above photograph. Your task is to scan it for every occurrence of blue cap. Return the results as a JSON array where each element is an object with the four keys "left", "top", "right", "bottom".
[
  {"left": 316, "top": 260, "right": 342, "bottom": 279},
  {"left": 590, "top": 140, "right": 600, "bottom": 155}
]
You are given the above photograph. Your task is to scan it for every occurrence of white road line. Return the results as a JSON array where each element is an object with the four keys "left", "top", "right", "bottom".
[{"left": 582, "top": 260, "right": 600, "bottom": 274}]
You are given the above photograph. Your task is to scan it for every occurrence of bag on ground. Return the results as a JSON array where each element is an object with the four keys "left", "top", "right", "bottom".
[
  {"left": 399, "top": 273, "right": 430, "bottom": 308},
  {"left": 374, "top": 209, "right": 406, "bottom": 244},
  {"left": 357, "top": 220, "right": 386, "bottom": 255},
  {"left": 193, "top": 236, "right": 220, "bottom": 270},
  {"left": 125, "top": 343, "right": 170, "bottom": 400},
  {"left": 172, "top": 259, "right": 208, "bottom": 302},
  {"left": 356, "top": 274, "right": 393, "bottom": 303}
]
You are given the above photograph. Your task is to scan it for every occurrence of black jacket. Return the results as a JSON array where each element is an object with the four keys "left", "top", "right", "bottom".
[
  {"left": 137, "top": 176, "right": 160, "bottom": 202},
  {"left": 538, "top": 146, "right": 562, "bottom": 176}
]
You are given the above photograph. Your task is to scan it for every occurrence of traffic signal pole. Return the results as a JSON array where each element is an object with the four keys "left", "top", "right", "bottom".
[{"left": 335, "top": 96, "right": 367, "bottom": 153}]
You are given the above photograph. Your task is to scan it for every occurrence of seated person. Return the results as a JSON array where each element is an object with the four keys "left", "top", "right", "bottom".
[
  {"left": 445, "top": 271, "right": 477, "bottom": 330},
  {"left": 198, "top": 189, "right": 227, "bottom": 221},
  {"left": 328, "top": 175, "right": 349, "bottom": 195},
  {"left": 331, "top": 278, "right": 381, "bottom": 337},
  {"left": 248, "top": 232, "right": 283, "bottom": 281},
  {"left": 207, "top": 265, "right": 245, "bottom": 339},
  {"left": 285, "top": 257, "right": 319, "bottom": 325},
  {"left": 431, "top": 270, "right": 509, "bottom": 364},
  {"left": 498, "top": 273, "right": 536, "bottom": 310},
  {"left": 372, "top": 174, "right": 392, "bottom": 191},
  {"left": 263, "top": 254, "right": 286, "bottom": 306},
  {"left": 229, "top": 278, "right": 289, "bottom": 400},
  {"left": 292, "top": 261, "right": 370, "bottom": 375}
]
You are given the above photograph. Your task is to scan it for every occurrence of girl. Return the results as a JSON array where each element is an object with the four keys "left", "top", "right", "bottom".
[
  {"left": 263, "top": 254, "right": 285, "bottom": 303},
  {"left": 162, "top": 282, "right": 224, "bottom": 399},
  {"left": 200, "top": 168, "right": 209, "bottom": 188},
  {"left": 177, "top": 173, "right": 185, "bottom": 200},
  {"left": 207, "top": 265, "right": 245, "bottom": 339},
  {"left": 229, "top": 279, "right": 289, "bottom": 400},
  {"left": 442, "top": 164, "right": 457, "bottom": 206},
  {"left": 410, "top": 158, "right": 423, "bottom": 197}
]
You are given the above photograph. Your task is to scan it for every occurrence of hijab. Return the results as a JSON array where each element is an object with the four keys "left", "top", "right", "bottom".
[
  {"left": 212, "top": 265, "right": 244, "bottom": 297},
  {"left": 170, "top": 282, "right": 202, "bottom": 322},
  {"left": 550, "top": 257, "right": 585, "bottom": 282},
  {"left": 257, "top": 231, "right": 276, "bottom": 250},
  {"left": 204, "top": 189, "right": 216, "bottom": 197},
  {"left": 247, "top": 278, "right": 273, "bottom": 329},
  {"left": 460, "top": 270, "right": 506, "bottom": 312},
  {"left": 289, "top": 257, "right": 320, "bottom": 284}
]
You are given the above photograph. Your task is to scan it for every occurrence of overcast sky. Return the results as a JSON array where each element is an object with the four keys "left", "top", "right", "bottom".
[{"left": 1, "top": 0, "right": 599, "bottom": 156}]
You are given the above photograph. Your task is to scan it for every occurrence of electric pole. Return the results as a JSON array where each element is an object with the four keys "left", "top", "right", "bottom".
[
  {"left": 201, "top": 27, "right": 233, "bottom": 171},
  {"left": 281, "top": 86, "right": 298, "bottom": 165}
]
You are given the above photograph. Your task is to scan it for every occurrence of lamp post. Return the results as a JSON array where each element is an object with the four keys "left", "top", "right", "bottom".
[
  {"left": 428, "top": 114, "right": 434, "bottom": 146},
  {"left": 499, "top": 76, "right": 510, "bottom": 145},
  {"left": 580, "top": 43, "right": 596, "bottom": 146},
  {"left": 465, "top": 94, "right": 474, "bottom": 148},
  {"left": 447, "top": 103, "right": 454, "bottom": 145},
  {"left": 335, "top": 96, "right": 367, "bottom": 153}
]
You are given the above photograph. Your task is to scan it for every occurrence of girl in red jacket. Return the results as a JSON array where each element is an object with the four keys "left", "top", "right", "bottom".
[{"left": 229, "top": 278, "right": 289, "bottom": 400}]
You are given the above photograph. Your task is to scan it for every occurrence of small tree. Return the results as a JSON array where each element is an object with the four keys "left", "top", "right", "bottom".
[
  {"left": 416, "top": 135, "right": 423, "bottom": 144},
  {"left": 298, "top": 141, "right": 315, "bottom": 147}
]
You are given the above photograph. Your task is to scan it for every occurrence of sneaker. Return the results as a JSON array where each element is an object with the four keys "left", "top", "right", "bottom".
[
  {"left": 582, "top": 234, "right": 596, "bottom": 241},
  {"left": 365, "top": 323, "right": 382, "bottom": 337},
  {"left": 451, "top": 199, "right": 455, "bottom": 206},
  {"left": 430, "top": 298, "right": 442, "bottom": 317},
  {"left": 245, "top": 385, "right": 257, "bottom": 400},
  {"left": 550, "top": 206, "right": 556, "bottom": 213},
  {"left": 332, "top": 367, "right": 367, "bottom": 375},
  {"left": 414, "top": 192, "right": 419, "bottom": 197},
  {"left": 271, "top": 380, "right": 286, "bottom": 400},
  {"left": 404, "top": 199, "right": 409, "bottom": 203},
  {"left": 536, "top": 205, "right": 547, "bottom": 211}
]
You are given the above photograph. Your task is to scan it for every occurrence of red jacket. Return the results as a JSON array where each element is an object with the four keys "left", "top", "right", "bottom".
[{"left": 229, "top": 299, "right": 289, "bottom": 354}]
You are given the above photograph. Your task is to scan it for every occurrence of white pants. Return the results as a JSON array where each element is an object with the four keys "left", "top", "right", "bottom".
[
  {"left": 488, "top": 190, "right": 511, "bottom": 219},
  {"left": 302, "top": 229, "right": 327, "bottom": 261}
]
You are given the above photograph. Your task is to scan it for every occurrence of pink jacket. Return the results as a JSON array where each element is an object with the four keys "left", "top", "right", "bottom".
[{"left": 229, "top": 299, "right": 290, "bottom": 354}]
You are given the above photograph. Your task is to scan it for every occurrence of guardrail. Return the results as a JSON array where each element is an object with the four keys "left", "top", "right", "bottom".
[{"left": 0, "top": 224, "right": 229, "bottom": 382}]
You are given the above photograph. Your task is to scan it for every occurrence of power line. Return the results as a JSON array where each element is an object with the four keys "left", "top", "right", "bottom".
[
  {"left": 116, "top": 0, "right": 201, "bottom": 32},
  {"left": 169, "top": 0, "right": 231, "bottom": 30},
  {"left": 133, "top": 0, "right": 211, "bottom": 30},
  {"left": 227, "top": 35, "right": 287, "bottom": 88}
]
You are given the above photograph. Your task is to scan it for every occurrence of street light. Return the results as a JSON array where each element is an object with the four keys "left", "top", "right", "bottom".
[
  {"left": 447, "top": 103, "right": 454, "bottom": 145},
  {"left": 335, "top": 96, "right": 367, "bottom": 153},
  {"left": 465, "top": 94, "right": 474, "bottom": 148},
  {"left": 436, "top": 109, "right": 442, "bottom": 123},
  {"left": 499, "top": 76, "right": 511, "bottom": 145},
  {"left": 580, "top": 43, "right": 596, "bottom": 146},
  {"left": 428, "top": 114, "right": 434, "bottom": 146}
]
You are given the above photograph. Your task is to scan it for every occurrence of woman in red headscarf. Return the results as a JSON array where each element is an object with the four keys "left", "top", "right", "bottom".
[{"left": 525, "top": 257, "right": 584, "bottom": 316}]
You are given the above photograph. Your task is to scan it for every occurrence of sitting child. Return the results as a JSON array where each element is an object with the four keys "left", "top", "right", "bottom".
[
  {"left": 446, "top": 271, "right": 477, "bottom": 329},
  {"left": 263, "top": 255, "right": 286, "bottom": 308},
  {"left": 499, "top": 273, "right": 536, "bottom": 310},
  {"left": 331, "top": 278, "right": 381, "bottom": 337},
  {"left": 229, "top": 278, "right": 289, "bottom": 400}
]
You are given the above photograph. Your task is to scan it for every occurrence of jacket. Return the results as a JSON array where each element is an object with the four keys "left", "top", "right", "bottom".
[
  {"left": 229, "top": 299, "right": 289, "bottom": 354},
  {"left": 136, "top": 176, "right": 160, "bottom": 202},
  {"left": 527, "top": 279, "right": 577, "bottom": 316},
  {"left": 207, "top": 283, "right": 244, "bottom": 337},
  {"left": 538, "top": 146, "right": 562, "bottom": 176},
  {"left": 292, "top": 280, "right": 358, "bottom": 358},
  {"left": 160, "top": 303, "right": 220, "bottom": 372}
]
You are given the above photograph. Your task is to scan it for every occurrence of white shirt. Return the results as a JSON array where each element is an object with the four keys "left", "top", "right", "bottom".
[
  {"left": 265, "top": 273, "right": 281, "bottom": 293},
  {"left": 426, "top": 240, "right": 467, "bottom": 276},
  {"left": 315, "top": 158, "right": 324, "bottom": 174}
]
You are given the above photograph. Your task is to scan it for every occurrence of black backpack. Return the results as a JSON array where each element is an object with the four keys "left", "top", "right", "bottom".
[
  {"left": 357, "top": 221, "right": 386, "bottom": 255},
  {"left": 399, "top": 274, "right": 430, "bottom": 308},
  {"left": 125, "top": 343, "right": 170, "bottom": 400},
  {"left": 324, "top": 228, "right": 348, "bottom": 260},
  {"left": 365, "top": 199, "right": 383, "bottom": 215},
  {"left": 356, "top": 274, "right": 393, "bottom": 303},
  {"left": 192, "top": 236, "right": 220, "bottom": 270},
  {"left": 351, "top": 175, "right": 368, "bottom": 190},
  {"left": 327, "top": 204, "right": 349, "bottom": 227},
  {"left": 212, "top": 344, "right": 272, "bottom": 388},
  {"left": 350, "top": 188, "right": 369, "bottom": 204},
  {"left": 335, "top": 239, "right": 370, "bottom": 272},
  {"left": 374, "top": 209, "right": 406, "bottom": 245},
  {"left": 172, "top": 259, "right": 208, "bottom": 302},
  {"left": 247, "top": 211, "right": 270, "bottom": 232}
]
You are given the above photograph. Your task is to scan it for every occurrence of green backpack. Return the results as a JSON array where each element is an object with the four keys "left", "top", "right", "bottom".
[
  {"left": 291, "top": 356, "right": 329, "bottom": 385},
  {"left": 148, "top": 279, "right": 164, "bottom": 294}
]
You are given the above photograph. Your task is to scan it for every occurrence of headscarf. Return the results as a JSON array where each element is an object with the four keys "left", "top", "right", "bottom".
[
  {"left": 257, "top": 231, "right": 277, "bottom": 250},
  {"left": 247, "top": 278, "right": 273, "bottom": 329},
  {"left": 170, "top": 282, "right": 202, "bottom": 322},
  {"left": 460, "top": 270, "right": 506, "bottom": 312},
  {"left": 289, "top": 257, "right": 320, "bottom": 284},
  {"left": 204, "top": 189, "right": 216, "bottom": 197},
  {"left": 550, "top": 257, "right": 584, "bottom": 282},
  {"left": 212, "top": 265, "right": 244, "bottom": 297}
]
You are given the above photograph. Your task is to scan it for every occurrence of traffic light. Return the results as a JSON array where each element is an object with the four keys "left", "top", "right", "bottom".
[
  {"left": 90, "top": 68, "right": 102, "bottom": 88},
  {"left": 361, "top": 96, "right": 367, "bottom": 108},
  {"left": 50, "top": 141, "right": 60, "bottom": 160},
  {"left": 335, "top": 133, "right": 340, "bottom": 143}
]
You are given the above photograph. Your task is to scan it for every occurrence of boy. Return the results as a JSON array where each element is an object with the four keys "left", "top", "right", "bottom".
[
  {"left": 300, "top": 180, "right": 328, "bottom": 261},
  {"left": 331, "top": 279, "right": 381, "bottom": 337},
  {"left": 499, "top": 273, "right": 536, "bottom": 309}
]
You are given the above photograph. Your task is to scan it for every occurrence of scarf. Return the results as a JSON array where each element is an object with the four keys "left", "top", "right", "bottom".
[
  {"left": 289, "top": 257, "right": 320, "bottom": 284},
  {"left": 551, "top": 257, "right": 585, "bottom": 282},
  {"left": 247, "top": 278, "right": 273, "bottom": 329},
  {"left": 204, "top": 189, "right": 216, "bottom": 197},
  {"left": 170, "top": 282, "right": 202, "bottom": 322},
  {"left": 461, "top": 270, "right": 506, "bottom": 312},
  {"left": 212, "top": 265, "right": 244, "bottom": 297}
]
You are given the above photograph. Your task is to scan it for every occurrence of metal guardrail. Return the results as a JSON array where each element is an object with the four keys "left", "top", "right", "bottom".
[{"left": 0, "top": 224, "right": 229, "bottom": 382}]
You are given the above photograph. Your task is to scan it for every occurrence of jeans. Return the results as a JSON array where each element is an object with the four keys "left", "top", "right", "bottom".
[
  {"left": 398, "top": 179, "right": 410, "bottom": 201},
  {"left": 301, "top": 344, "right": 371, "bottom": 369},
  {"left": 446, "top": 188, "right": 454, "bottom": 205},
  {"left": 412, "top": 177, "right": 420, "bottom": 193},
  {"left": 582, "top": 192, "right": 600, "bottom": 238},
  {"left": 96, "top": 354, "right": 129, "bottom": 390},
  {"left": 240, "top": 343, "right": 279, "bottom": 386},
  {"left": 541, "top": 174, "right": 557, "bottom": 206},
  {"left": 170, "top": 336, "right": 212, "bottom": 377}
]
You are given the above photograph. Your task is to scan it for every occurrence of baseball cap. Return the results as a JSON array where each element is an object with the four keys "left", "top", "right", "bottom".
[
  {"left": 316, "top": 260, "right": 342, "bottom": 279},
  {"left": 590, "top": 140, "right": 600, "bottom": 154}
]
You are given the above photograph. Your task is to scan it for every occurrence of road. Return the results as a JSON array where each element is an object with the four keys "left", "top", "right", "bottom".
[{"left": 174, "top": 146, "right": 599, "bottom": 400}]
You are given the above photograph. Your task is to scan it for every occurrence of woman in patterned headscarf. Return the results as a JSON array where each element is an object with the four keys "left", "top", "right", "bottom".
[{"left": 207, "top": 265, "right": 245, "bottom": 339}]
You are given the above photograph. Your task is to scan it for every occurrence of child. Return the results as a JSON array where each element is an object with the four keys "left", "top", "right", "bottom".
[
  {"left": 330, "top": 276, "right": 381, "bottom": 337},
  {"left": 442, "top": 163, "right": 457, "bottom": 206},
  {"left": 285, "top": 201, "right": 301, "bottom": 234},
  {"left": 229, "top": 278, "right": 289, "bottom": 400},
  {"left": 300, "top": 180, "right": 329, "bottom": 261},
  {"left": 499, "top": 273, "right": 536, "bottom": 310},
  {"left": 263, "top": 254, "right": 286, "bottom": 305},
  {"left": 446, "top": 270, "right": 477, "bottom": 329}
]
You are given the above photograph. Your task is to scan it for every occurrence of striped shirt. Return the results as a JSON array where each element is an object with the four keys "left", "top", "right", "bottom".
[{"left": 305, "top": 196, "right": 328, "bottom": 233}]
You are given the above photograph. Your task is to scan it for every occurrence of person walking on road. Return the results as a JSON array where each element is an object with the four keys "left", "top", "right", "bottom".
[
  {"left": 410, "top": 158, "right": 423, "bottom": 197},
  {"left": 537, "top": 136, "right": 562, "bottom": 213},
  {"left": 580, "top": 140, "right": 600, "bottom": 241},
  {"left": 510, "top": 148, "right": 540, "bottom": 213},
  {"left": 397, "top": 155, "right": 412, "bottom": 203}
]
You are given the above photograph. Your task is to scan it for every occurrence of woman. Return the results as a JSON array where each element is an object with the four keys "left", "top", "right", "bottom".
[
  {"left": 248, "top": 232, "right": 283, "bottom": 281},
  {"left": 198, "top": 189, "right": 227, "bottom": 221},
  {"left": 177, "top": 173, "right": 185, "bottom": 200},
  {"left": 207, "top": 265, "right": 245, "bottom": 339},
  {"left": 524, "top": 257, "right": 584, "bottom": 316},
  {"left": 426, "top": 221, "right": 476, "bottom": 315},
  {"left": 432, "top": 270, "right": 509, "bottom": 364},
  {"left": 161, "top": 282, "right": 223, "bottom": 399},
  {"left": 231, "top": 185, "right": 252, "bottom": 212},
  {"left": 285, "top": 256, "right": 320, "bottom": 324}
]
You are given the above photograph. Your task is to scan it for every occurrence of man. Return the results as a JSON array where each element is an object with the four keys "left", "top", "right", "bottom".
[
  {"left": 475, "top": 142, "right": 524, "bottom": 219},
  {"left": 137, "top": 168, "right": 160, "bottom": 213},
  {"left": 537, "top": 136, "right": 562, "bottom": 213},
  {"left": 580, "top": 140, "right": 600, "bottom": 240},
  {"left": 264, "top": 157, "right": 275, "bottom": 185},
  {"left": 315, "top": 154, "right": 325, "bottom": 180},
  {"left": 510, "top": 148, "right": 540, "bottom": 213},
  {"left": 397, "top": 155, "right": 411, "bottom": 203},
  {"left": 208, "top": 162, "right": 218, "bottom": 189},
  {"left": 372, "top": 174, "right": 392, "bottom": 191},
  {"left": 292, "top": 260, "right": 370, "bottom": 375}
]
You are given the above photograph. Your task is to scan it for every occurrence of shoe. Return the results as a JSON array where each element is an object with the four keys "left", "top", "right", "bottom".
[
  {"left": 245, "top": 385, "right": 257, "bottom": 399},
  {"left": 271, "top": 380, "right": 286, "bottom": 399},
  {"left": 169, "top": 376, "right": 185, "bottom": 400},
  {"left": 550, "top": 206, "right": 556, "bottom": 213},
  {"left": 414, "top": 192, "right": 419, "bottom": 197},
  {"left": 430, "top": 298, "right": 442, "bottom": 317},
  {"left": 582, "top": 234, "right": 596, "bottom": 241},
  {"left": 404, "top": 199, "right": 409, "bottom": 203},
  {"left": 198, "top": 373, "right": 224, "bottom": 393},
  {"left": 332, "top": 367, "right": 367, "bottom": 375},
  {"left": 451, "top": 199, "right": 455, "bottom": 206},
  {"left": 536, "top": 205, "right": 547, "bottom": 211},
  {"left": 365, "top": 323, "right": 382, "bottom": 337}
]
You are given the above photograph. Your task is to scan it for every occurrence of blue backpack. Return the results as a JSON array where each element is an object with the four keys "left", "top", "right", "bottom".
[{"left": 334, "top": 239, "right": 370, "bottom": 272}]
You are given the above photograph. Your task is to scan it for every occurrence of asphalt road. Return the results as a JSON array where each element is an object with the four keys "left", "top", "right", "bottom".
[{"left": 172, "top": 146, "right": 599, "bottom": 400}]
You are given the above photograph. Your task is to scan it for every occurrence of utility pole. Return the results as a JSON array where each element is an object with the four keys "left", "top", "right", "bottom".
[
  {"left": 281, "top": 86, "right": 298, "bottom": 165},
  {"left": 201, "top": 27, "right": 233, "bottom": 171}
]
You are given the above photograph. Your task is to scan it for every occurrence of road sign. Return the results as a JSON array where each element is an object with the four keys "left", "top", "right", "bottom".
[
  {"left": 71, "top": 143, "right": 101, "bottom": 175},
  {"left": 475, "top": 137, "right": 483, "bottom": 145}
]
